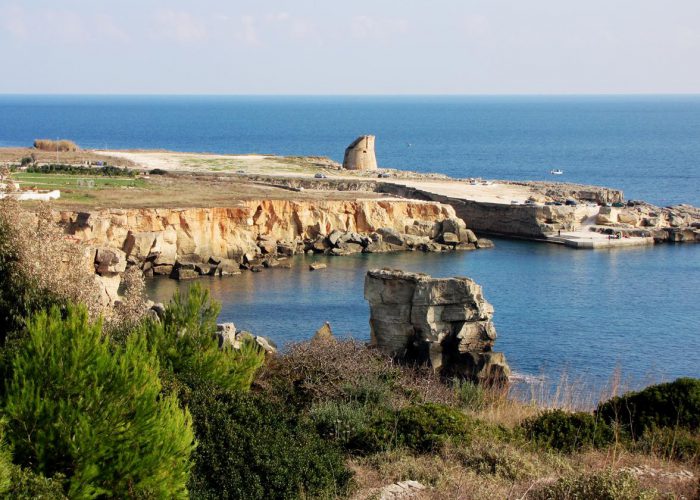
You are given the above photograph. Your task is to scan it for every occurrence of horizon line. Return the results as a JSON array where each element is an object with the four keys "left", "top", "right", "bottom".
[{"left": 1, "top": 92, "right": 700, "bottom": 98}]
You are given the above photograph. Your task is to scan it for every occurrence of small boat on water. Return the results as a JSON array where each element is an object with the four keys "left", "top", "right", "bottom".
[{"left": 550, "top": 169, "right": 564, "bottom": 175}]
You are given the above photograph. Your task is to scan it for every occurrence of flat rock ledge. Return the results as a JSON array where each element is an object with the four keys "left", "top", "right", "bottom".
[{"left": 364, "top": 269, "right": 510, "bottom": 385}]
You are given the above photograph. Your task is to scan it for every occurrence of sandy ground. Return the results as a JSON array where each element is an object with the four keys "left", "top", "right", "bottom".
[
  {"left": 390, "top": 179, "right": 536, "bottom": 204},
  {"left": 94, "top": 150, "right": 328, "bottom": 175},
  {"left": 97, "top": 150, "right": 538, "bottom": 204}
]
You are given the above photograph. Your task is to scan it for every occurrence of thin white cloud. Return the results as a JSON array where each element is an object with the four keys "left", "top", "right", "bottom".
[
  {"left": 462, "top": 14, "right": 490, "bottom": 39},
  {"left": 94, "top": 14, "right": 131, "bottom": 43},
  {"left": 153, "top": 9, "right": 208, "bottom": 43},
  {"left": 237, "top": 15, "right": 260, "bottom": 46},
  {"left": 0, "top": 5, "right": 29, "bottom": 39},
  {"left": 350, "top": 15, "right": 409, "bottom": 40}
]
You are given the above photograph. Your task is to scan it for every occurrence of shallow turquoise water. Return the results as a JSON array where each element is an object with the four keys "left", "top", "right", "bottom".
[{"left": 146, "top": 239, "right": 700, "bottom": 389}]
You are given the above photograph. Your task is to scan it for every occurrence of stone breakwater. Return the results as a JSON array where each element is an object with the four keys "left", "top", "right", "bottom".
[
  {"left": 59, "top": 199, "right": 489, "bottom": 282},
  {"left": 364, "top": 269, "right": 510, "bottom": 384}
]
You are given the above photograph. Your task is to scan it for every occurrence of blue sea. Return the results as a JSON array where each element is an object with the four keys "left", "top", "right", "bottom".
[{"left": 1, "top": 95, "right": 699, "bottom": 390}]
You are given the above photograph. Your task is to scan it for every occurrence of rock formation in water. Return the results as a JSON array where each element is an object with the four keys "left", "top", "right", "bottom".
[
  {"left": 364, "top": 269, "right": 510, "bottom": 385},
  {"left": 343, "top": 135, "right": 377, "bottom": 171}
]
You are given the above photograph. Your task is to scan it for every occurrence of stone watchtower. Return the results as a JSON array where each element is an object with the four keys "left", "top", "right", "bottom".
[{"left": 343, "top": 135, "right": 377, "bottom": 170}]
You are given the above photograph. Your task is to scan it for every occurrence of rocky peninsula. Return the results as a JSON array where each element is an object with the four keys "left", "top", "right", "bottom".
[{"left": 2, "top": 135, "right": 699, "bottom": 301}]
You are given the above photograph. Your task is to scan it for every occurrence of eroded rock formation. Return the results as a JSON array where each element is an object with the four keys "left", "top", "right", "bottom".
[
  {"left": 56, "top": 199, "right": 487, "bottom": 280},
  {"left": 343, "top": 135, "right": 377, "bottom": 171},
  {"left": 365, "top": 269, "right": 510, "bottom": 385}
]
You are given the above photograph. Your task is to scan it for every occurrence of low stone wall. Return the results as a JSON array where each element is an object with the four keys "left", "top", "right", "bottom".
[{"left": 364, "top": 269, "right": 510, "bottom": 385}]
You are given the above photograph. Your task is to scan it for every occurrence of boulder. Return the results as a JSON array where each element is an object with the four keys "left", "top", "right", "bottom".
[
  {"left": 376, "top": 227, "right": 405, "bottom": 247},
  {"left": 277, "top": 241, "right": 296, "bottom": 256},
  {"left": 328, "top": 230, "right": 344, "bottom": 247},
  {"left": 150, "top": 302, "right": 166, "bottom": 321},
  {"left": 309, "top": 263, "right": 327, "bottom": 271},
  {"left": 618, "top": 211, "right": 639, "bottom": 226},
  {"left": 255, "top": 336, "right": 277, "bottom": 354},
  {"left": 405, "top": 220, "right": 441, "bottom": 239},
  {"left": 311, "top": 236, "right": 329, "bottom": 253},
  {"left": 217, "top": 258, "right": 241, "bottom": 276},
  {"left": 94, "top": 247, "right": 127, "bottom": 274},
  {"left": 475, "top": 238, "right": 494, "bottom": 249},
  {"left": 441, "top": 217, "right": 467, "bottom": 235},
  {"left": 365, "top": 269, "right": 509, "bottom": 385},
  {"left": 216, "top": 323, "right": 238, "bottom": 349},
  {"left": 440, "top": 232, "right": 459, "bottom": 245},
  {"left": 153, "top": 264, "right": 174, "bottom": 276},
  {"left": 257, "top": 237, "right": 277, "bottom": 255},
  {"left": 314, "top": 322, "right": 335, "bottom": 341},
  {"left": 171, "top": 261, "right": 199, "bottom": 279},
  {"left": 463, "top": 229, "right": 478, "bottom": 244}
]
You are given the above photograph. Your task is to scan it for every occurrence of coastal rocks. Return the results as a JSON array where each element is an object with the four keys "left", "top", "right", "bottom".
[
  {"left": 216, "top": 323, "right": 277, "bottom": 354},
  {"left": 59, "top": 199, "right": 458, "bottom": 267},
  {"left": 57, "top": 200, "right": 491, "bottom": 281},
  {"left": 379, "top": 480, "right": 427, "bottom": 499},
  {"left": 93, "top": 247, "right": 127, "bottom": 306},
  {"left": 364, "top": 269, "right": 510, "bottom": 385},
  {"left": 593, "top": 202, "right": 700, "bottom": 243},
  {"left": 343, "top": 135, "right": 377, "bottom": 171}
]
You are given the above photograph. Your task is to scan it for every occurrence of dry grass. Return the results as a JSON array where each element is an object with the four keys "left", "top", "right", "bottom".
[
  {"left": 33, "top": 139, "right": 80, "bottom": 152},
  {"left": 349, "top": 444, "right": 698, "bottom": 499}
]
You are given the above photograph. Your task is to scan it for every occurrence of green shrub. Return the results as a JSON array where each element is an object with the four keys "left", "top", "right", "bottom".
[
  {"left": 523, "top": 409, "right": 614, "bottom": 453},
  {"left": 186, "top": 390, "right": 352, "bottom": 499},
  {"left": 597, "top": 378, "right": 700, "bottom": 438},
  {"left": 149, "top": 168, "right": 168, "bottom": 175},
  {"left": 456, "top": 440, "right": 538, "bottom": 481},
  {"left": 3, "top": 305, "right": 195, "bottom": 498},
  {"left": 397, "top": 403, "right": 472, "bottom": 452},
  {"left": 530, "top": 469, "right": 656, "bottom": 500},
  {"left": 636, "top": 426, "right": 700, "bottom": 464},
  {"left": 3, "top": 467, "right": 67, "bottom": 499},
  {"left": 453, "top": 378, "right": 487, "bottom": 411},
  {"left": 26, "top": 163, "right": 132, "bottom": 177},
  {"left": 311, "top": 400, "right": 398, "bottom": 454},
  {"left": 141, "top": 284, "right": 265, "bottom": 394}
]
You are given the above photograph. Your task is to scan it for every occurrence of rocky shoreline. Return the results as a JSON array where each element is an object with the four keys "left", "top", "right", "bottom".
[{"left": 64, "top": 200, "right": 491, "bottom": 302}]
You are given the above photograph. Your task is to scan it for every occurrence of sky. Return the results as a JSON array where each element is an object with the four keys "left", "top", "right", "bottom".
[{"left": 1, "top": 0, "right": 699, "bottom": 95}]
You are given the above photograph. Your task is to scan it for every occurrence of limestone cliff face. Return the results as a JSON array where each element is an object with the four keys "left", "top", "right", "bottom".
[
  {"left": 365, "top": 269, "right": 510, "bottom": 385},
  {"left": 57, "top": 199, "right": 457, "bottom": 263}
]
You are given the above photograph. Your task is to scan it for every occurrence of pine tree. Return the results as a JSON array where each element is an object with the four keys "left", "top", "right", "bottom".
[
  {"left": 141, "top": 284, "right": 265, "bottom": 394},
  {"left": 3, "top": 305, "right": 195, "bottom": 498}
]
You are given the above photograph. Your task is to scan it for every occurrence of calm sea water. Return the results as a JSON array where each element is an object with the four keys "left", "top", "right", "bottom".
[
  {"left": 2, "top": 95, "right": 699, "bottom": 387},
  {"left": 1, "top": 95, "right": 699, "bottom": 206},
  {"left": 146, "top": 241, "right": 700, "bottom": 390}
]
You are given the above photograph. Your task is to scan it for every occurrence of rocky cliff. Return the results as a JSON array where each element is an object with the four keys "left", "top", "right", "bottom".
[
  {"left": 57, "top": 199, "right": 485, "bottom": 279},
  {"left": 365, "top": 269, "right": 510, "bottom": 385}
]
